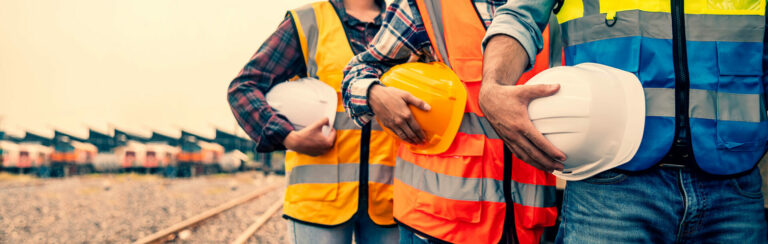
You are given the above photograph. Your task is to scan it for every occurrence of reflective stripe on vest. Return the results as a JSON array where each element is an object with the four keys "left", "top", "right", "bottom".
[
  {"left": 557, "top": 0, "right": 767, "bottom": 175},
  {"left": 289, "top": 163, "right": 394, "bottom": 185},
  {"left": 400, "top": 0, "right": 559, "bottom": 243},
  {"left": 285, "top": 1, "right": 397, "bottom": 226},
  {"left": 395, "top": 157, "right": 556, "bottom": 208}
]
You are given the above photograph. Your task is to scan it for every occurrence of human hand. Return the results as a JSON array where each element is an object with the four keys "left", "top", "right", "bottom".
[
  {"left": 283, "top": 117, "right": 336, "bottom": 156},
  {"left": 368, "top": 84, "right": 430, "bottom": 144},
  {"left": 479, "top": 83, "right": 566, "bottom": 172}
]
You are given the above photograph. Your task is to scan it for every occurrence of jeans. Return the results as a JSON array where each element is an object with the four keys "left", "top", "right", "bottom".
[
  {"left": 398, "top": 226, "right": 431, "bottom": 244},
  {"left": 287, "top": 213, "right": 399, "bottom": 244},
  {"left": 556, "top": 167, "right": 767, "bottom": 243}
]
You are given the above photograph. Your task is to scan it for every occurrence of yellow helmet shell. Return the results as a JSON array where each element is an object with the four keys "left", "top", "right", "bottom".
[{"left": 379, "top": 62, "right": 467, "bottom": 155}]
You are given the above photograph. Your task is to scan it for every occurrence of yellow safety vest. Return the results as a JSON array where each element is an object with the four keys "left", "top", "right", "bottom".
[{"left": 284, "top": 1, "right": 397, "bottom": 226}]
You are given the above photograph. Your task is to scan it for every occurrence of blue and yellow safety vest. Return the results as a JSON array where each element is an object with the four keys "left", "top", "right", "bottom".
[{"left": 557, "top": 0, "right": 767, "bottom": 175}]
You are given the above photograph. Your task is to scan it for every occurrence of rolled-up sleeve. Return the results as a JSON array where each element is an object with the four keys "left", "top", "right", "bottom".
[{"left": 482, "top": 1, "right": 555, "bottom": 70}]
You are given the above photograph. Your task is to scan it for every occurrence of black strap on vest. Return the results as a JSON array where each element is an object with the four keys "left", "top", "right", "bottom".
[
  {"left": 500, "top": 147, "right": 519, "bottom": 244},
  {"left": 359, "top": 123, "right": 371, "bottom": 220}
]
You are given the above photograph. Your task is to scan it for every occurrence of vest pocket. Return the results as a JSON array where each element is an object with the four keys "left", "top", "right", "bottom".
[
  {"left": 413, "top": 136, "right": 485, "bottom": 223},
  {"left": 284, "top": 149, "right": 340, "bottom": 202},
  {"left": 450, "top": 58, "right": 482, "bottom": 83},
  {"left": 714, "top": 41, "right": 768, "bottom": 151}
]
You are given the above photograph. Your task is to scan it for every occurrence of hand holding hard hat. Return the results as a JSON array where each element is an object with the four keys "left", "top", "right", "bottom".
[
  {"left": 376, "top": 62, "right": 467, "bottom": 155},
  {"left": 525, "top": 63, "right": 645, "bottom": 181},
  {"left": 369, "top": 85, "right": 431, "bottom": 145},
  {"left": 265, "top": 78, "right": 338, "bottom": 156}
]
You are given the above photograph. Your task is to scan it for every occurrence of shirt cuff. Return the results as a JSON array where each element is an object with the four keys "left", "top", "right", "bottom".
[
  {"left": 258, "top": 115, "right": 295, "bottom": 152},
  {"left": 482, "top": 15, "right": 538, "bottom": 72},
  {"left": 348, "top": 77, "right": 381, "bottom": 126}
]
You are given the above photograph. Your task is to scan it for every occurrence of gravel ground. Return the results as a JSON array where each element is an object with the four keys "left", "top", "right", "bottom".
[
  {"left": 0, "top": 171, "right": 286, "bottom": 244},
  {"left": 173, "top": 189, "right": 286, "bottom": 243},
  {"left": 248, "top": 213, "right": 289, "bottom": 244}
]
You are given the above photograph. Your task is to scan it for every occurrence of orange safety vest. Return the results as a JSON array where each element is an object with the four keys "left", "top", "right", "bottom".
[
  {"left": 284, "top": 1, "right": 398, "bottom": 226},
  {"left": 393, "top": 0, "right": 559, "bottom": 243}
]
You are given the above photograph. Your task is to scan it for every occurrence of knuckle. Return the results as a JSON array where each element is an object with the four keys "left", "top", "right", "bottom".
[{"left": 393, "top": 118, "right": 403, "bottom": 125}]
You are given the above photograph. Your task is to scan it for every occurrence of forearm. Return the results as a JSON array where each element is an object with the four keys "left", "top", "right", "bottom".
[
  {"left": 482, "top": 0, "right": 555, "bottom": 71},
  {"left": 482, "top": 35, "right": 529, "bottom": 87}
]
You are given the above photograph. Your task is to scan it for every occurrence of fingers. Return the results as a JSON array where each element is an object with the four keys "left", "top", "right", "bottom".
[
  {"left": 405, "top": 115, "right": 426, "bottom": 144},
  {"left": 514, "top": 134, "right": 564, "bottom": 172},
  {"left": 520, "top": 84, "right": 560, "bottom": 100},
  {"left": 391, "top": 128, "right": 415, "bottom": 145},
  {"left": 521, "top": 123, "right": 566, "bottom": 163},
  {"left": 403, "top": 93, "right": 431, "bottom": 111}
]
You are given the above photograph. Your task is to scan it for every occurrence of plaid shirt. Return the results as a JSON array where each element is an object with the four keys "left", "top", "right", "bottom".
[
  {"left": 228, "top": 0, "right": 384, "bottom": 152},
  {"left": 342, "top": 0, "right": 507, "bottom": 126}
]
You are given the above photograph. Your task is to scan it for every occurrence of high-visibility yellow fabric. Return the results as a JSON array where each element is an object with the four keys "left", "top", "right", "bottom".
[
  {"left": 558, "top": 0, "right": 765, "bottom": 24},
  {"left": 285, "top": 1, "right": 397, "bottom": 226}
]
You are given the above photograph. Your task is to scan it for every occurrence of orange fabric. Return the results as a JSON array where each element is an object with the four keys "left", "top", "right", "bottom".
[
  {"left": 397, "top": 0, "right": 557, "bottom": 243},
  {"left": 394, "top": 178, "right": 506, "bottom": 244}
]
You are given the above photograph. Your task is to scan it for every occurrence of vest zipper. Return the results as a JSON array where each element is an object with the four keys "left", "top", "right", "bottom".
[
  {"left": 666, "top": 0, "right": 695, "bottom": 165},
  {"left": 359, "top": 123, "right": 371, "bottom": 220}
]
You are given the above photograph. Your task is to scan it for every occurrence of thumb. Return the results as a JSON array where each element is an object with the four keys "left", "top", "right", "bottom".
[
  {"left": 324, "top": 128, "right": 337, "bottom": 145},
  {"left": 307, "top": 117, "right": 330, "bottom": 132},
  {"left": 403, "top": 93, "right": 431, "bottom": 111},
  {"left": 522, "top": 84, "right": 560, "bottom": 100}
]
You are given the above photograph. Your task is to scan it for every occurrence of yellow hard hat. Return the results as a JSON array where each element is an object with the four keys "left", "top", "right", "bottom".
[{"left": 379, "top": 62, "right": 467, "bottom": 155}]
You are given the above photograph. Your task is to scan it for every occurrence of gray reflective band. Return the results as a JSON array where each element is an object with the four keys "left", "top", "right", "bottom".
[
  {"left": 561, "top": 10, "right": 764, "bottom": 46},
  {"left": 333, "top": 112, "right": 383, "bottom": 131},
  {"left": 369, "top": 164, "right": 394, "bottom": 185},
  {"left": 645, "top": 88, "right": 767, "bottom": 122},
  {"left": 395, "top": 157, "right": 556, "bottom": 208},
  {"left": 457, "top": 113, "right": 500, "bottom": 139},
  {"left": 421, "top": 0, "right": 451, "bottom": 68},
  {"left": 293, "top": 5, "right": 320, "bottom": 77},
  {"left": 548, "top": 13, "right": 563, "bottom": 68},
  {"left": 288, "top": 163, "right": 394, "bottom": 185}
]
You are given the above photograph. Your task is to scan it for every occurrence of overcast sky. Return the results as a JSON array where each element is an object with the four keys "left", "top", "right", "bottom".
[{"left": 0, "top": 0, "right": 323, "bottom": 139}]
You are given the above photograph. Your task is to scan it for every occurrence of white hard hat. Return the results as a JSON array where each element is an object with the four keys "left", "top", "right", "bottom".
[
  {"left": 265, "top": 78, "right": 337, "bottom": 136},
  {"left": 526, "top": 63, "right": 645, "bottom": 181}
]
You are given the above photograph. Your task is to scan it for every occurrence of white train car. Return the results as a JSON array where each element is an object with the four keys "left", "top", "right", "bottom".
[
  {"left": 143, "top": 143, "right": 180, "bottom": 174},
  {"left": 17, "top": 143, "right": 54, "bottom": 171},
  {"left": 0, "top": 140, "right": 20, "bottom": 172},
  {"left": 113, "top": 140, "right": 146, "bottom": 172}
]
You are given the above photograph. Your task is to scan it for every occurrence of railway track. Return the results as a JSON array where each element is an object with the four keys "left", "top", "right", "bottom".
[{"left": 133, "top": 182, "right": 284, "bottom": 244}]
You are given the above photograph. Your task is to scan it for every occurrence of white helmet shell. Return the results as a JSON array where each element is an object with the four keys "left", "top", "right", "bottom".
[
  {"left": 265, "top": 78, "right": 337, "bottom": 136},
  {"left": 526, "top": 63, "right": 645, "bottom": 181}
]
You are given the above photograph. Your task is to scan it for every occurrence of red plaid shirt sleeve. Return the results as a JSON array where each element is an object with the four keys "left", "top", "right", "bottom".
[{"left": 227, "top": 15, "right": 305, "bottom": 152}]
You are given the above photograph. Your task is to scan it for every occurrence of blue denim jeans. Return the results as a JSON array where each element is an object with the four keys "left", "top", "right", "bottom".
[
  {"left": 556, "top": 167, "right": 767, "bottom": 243},
  {"left": 287, "top": 214, "right": 399, "bottom": 244},
  {"left": 398, "top": 226, "right": 432, "bottom": 244}
]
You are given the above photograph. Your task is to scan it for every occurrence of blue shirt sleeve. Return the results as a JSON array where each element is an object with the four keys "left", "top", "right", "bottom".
[{"left": 482, "top": 1, "right": 555, "bottom": 70}]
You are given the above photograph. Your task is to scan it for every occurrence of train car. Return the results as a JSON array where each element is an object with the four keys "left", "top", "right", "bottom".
[
  {"left": 51, "top": 140, "right": 97, "bottom": 176},
  {"left": 143, "top": 142, "right": 179, "bottom": 174},
  {"left": 15, "top": 143, "right": 53, "bottom": 174},
  {"left": 177, "top": 140, "right": 224, "bottom": 177},
  {"left": 199, "top": 141, "right": 225, "bottom": 175},
  {"left": 113, "top": 140, "right": 146, "bottom": 173},
  {"left": 0, "top": 140, "right": 21, "bottom": 173},
  {"left": 93, "top": 153, "right": 120, "bottom": 173}
]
